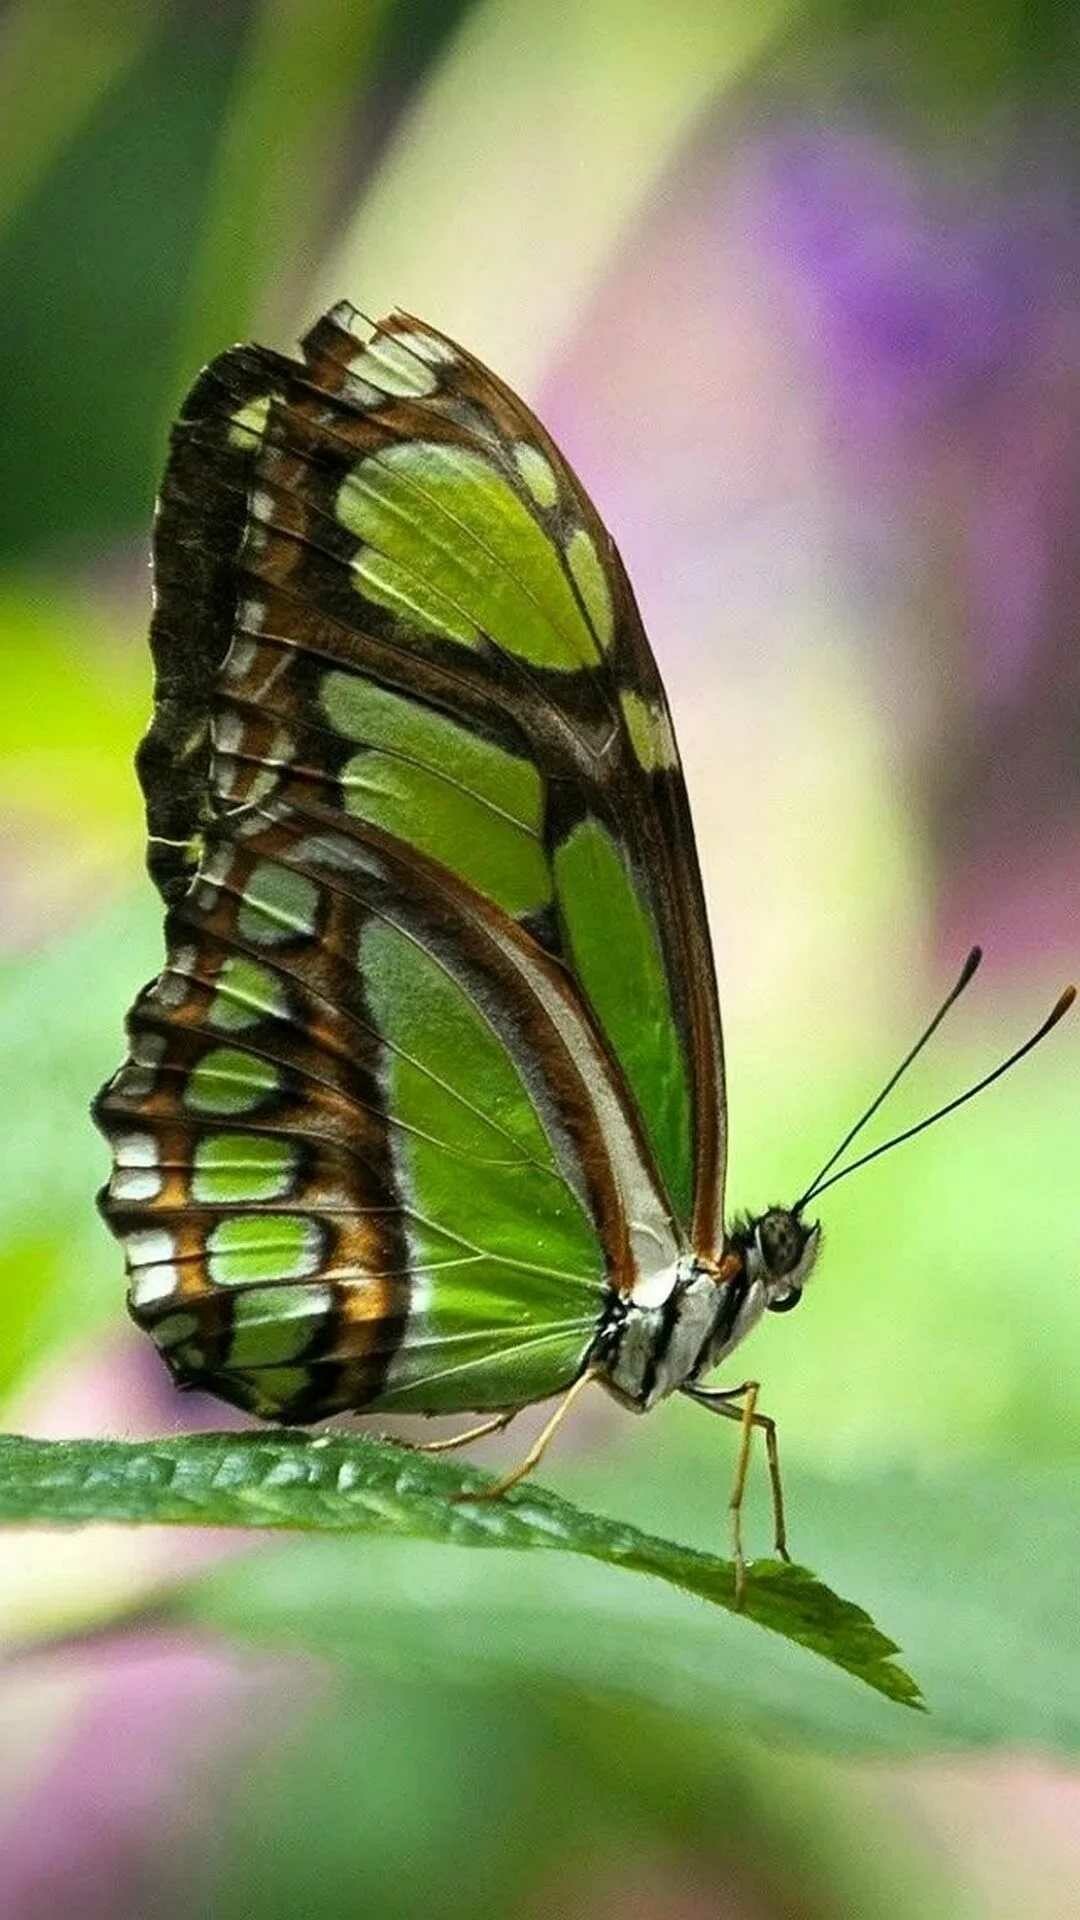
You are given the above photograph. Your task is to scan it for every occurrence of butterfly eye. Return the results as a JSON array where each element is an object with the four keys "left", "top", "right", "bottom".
[{"left": 767, "top": 1287, "right": 802, "bottom": 1314}]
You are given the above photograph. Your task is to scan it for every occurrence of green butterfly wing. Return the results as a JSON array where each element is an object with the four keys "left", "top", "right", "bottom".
[{"left": 93, "top": 304, "right": 727, "bottom": 1422}]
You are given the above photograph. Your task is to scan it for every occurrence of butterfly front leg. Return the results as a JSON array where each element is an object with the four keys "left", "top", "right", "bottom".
[{"left": 682, "top": 1380, "right": 790, "bottom": 1608}]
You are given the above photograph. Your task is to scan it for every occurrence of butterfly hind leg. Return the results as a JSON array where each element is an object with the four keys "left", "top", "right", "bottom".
[
  {"left": 394, "top": 1410, "right": 518, "bottom": 1455},
  {"left": 682, "top": 1380, "right": 789, "bottom": 1608},
  {"left": 453, "top": 1365, "right": 602, "bottom": 1503}
]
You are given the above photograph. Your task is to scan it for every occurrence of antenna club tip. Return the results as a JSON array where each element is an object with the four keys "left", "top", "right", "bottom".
[
  {"left": 960, "top": 945, "right": 983, "bottom": 985},
  {"left": 1051, "top": 984, "right": 1077, "bottom": 1023}
]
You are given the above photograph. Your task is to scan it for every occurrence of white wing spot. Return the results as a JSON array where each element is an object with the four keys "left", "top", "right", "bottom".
[
  {"left": 110, "top": 1132, "right": 163, "bottom": 1201},
  {"left": 116, "top": 1030, "right": 166, "bottom": 1097},
  {"left": 125, "top": 1228, "right": 179, "bottom": 1306}
]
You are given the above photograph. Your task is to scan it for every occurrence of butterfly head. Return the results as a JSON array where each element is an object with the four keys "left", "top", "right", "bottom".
[{"left": 751, "top": 1207, "right": 821, "bottom": 1314}]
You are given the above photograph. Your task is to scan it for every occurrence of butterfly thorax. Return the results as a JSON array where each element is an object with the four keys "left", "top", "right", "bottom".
[{"left": 599, "top": 1208, "right": 820, "bottom": 1411}]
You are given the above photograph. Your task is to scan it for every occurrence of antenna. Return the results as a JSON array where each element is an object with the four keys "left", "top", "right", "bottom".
[
  {"left": 801, "top": 984, "right": 1075, "bottom": 1206},
  {"left": 795, "top": 945, "right": 983, "bottom": 1211}
]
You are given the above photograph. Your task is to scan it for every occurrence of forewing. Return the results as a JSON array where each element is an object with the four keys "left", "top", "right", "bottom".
[{"left": 341, "top": 306, "right": 727, "bottom": 1247}]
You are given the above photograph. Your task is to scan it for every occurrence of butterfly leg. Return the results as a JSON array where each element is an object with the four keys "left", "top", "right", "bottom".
[
  {"left": 454, "top": 1366, "right": 601, "bottom": 1504},
  {"left": 395, "top": 1411, "right": 518, "bottom": 1456},
  {"left": 682, "top": 1381, "right": 789, "bottom": 1608}
]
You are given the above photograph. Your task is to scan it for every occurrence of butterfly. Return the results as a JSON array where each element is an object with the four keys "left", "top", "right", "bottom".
[{"left": 93, "top": 302, "right": 1074, "bottom": 1601}]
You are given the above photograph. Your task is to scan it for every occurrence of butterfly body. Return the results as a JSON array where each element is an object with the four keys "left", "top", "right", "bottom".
[{"left": 94, "top": 302, "right": 821, "bottom": 1436}]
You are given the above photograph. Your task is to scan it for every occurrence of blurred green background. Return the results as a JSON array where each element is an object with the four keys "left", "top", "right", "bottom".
[{"left": 1, "top": 1, "right": 1078, "bottom": 1915}]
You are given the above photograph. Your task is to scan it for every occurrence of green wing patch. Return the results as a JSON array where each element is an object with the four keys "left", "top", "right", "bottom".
[
  {"left": 336, "top": 442, "right": 612, "bottom": 668},
  {"left": 554, "top": 818, "right": 692, "bottom": 1223}
]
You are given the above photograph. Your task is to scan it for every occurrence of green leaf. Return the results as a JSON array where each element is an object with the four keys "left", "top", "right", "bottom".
[
  {"left": 0, "top": 1428, "right": 919, "bottom": 1710},
  {"left": 180, "top": 1455, "right": 1080, "bottom": 1757}
]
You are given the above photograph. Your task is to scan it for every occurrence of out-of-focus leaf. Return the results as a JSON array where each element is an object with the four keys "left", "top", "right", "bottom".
[
  {"left": 0, "top": 897, "right": 159, "bottom": 1391},
  {"left": 171, "top": 0, "right": 393, "bottom": 394},
  {"left": 805, "top": 0, "right": 1080, "bottom": 109},
  {"left": 0, "top": 1429, "right": 919, "bottom": 1708},
  {"left": 0, "top": 0, "right": 160, "bottom": 237},
  {"left": 0, "top": 1240, "right": 61, "bottom": 1405},
  {"left": 208, "top": 1675, "right": 951, "bottom": 1920},
  {"left": 0, "top": 587, "right": 146, "bottom": 837},
  {"left": 0, "top": 11, "right": 248, "bottom": 562}
]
